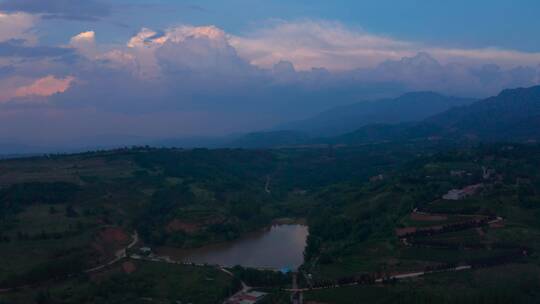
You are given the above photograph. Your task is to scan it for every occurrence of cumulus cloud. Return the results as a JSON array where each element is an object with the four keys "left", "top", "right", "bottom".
[
  {"left": 71, "top": 31, "right": 95, "bottom": 44},
  {"left": 349, "top": 52, "right": 540, "bottom": 96},
  {"left": 0, "top": 75, "right": 74, "bottom": 102},
  {"left": 0, "top": 0, "right": 110, "bottom": 21},
  {"left": 0, "top": 11, "right": 36, "bottom": 42},
  {"left": 231, "top": 20, "right": 413, "bottom": 70},
  {"left": 2, "top": 20, "right": 540, "bottom": 148},
  {"left": 155, "top": 26, "right": 253, "bottom": 75},
  {"left": 127, "top": 28, "right": 164, "bottom": 49},
  {"left": 70, "top": 31, "right": 96, "bottom": 58},
  {"left": 61, "top": 21, "right": 540, "bottom": 94},
  {"left": 231, "top": 20, "right": 540, "bottom": 71},
  {"left": 121, "top": 26, "right": 255, "bottom": 78},
  {"left": 14, "top": 75, "right": 74, "bottom": 98},
  {"left": 5, "top": 22, "right": 540, "bottom": 109}
]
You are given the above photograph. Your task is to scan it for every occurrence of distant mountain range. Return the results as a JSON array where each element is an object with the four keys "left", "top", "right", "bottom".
[
  {"left": 230, "top": 85, "right": 540, "bottom": 148},
  {"left": 423, "top": 86, "right": 540, "bottom": 141},
  {"left": 277, "top": 92, "right": 476, "bottom": 137},
  {"left": 2, "top": 86, "right": 539, "bottom": 154}
]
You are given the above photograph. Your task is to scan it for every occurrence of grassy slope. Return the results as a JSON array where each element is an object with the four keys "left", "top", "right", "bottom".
[{"left": 0, "top": 261, "right": 238, "bottom": 304}]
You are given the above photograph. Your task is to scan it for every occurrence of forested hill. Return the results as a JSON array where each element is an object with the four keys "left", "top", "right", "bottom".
[{"left": 424, "top": 85, "right": 540, "bottom": 141}]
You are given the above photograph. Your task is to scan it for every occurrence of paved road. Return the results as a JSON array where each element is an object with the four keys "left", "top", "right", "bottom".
[{"left": 285, "top": 265, "right": 473, "bottom": 292}]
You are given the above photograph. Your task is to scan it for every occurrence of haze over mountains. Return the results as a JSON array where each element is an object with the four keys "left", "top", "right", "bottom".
[
  {"left": 2, "top": 84, "right": 540, "bottom": 154},
  {"left": 231, "top": 85, "right": 540, "bottom": 148},
  {"left": 334, "top": 85, "right": 540, "bottom": 144},
  {"left": 278, "top": 92, "right": 476, "bottom": 137},
  {"left": 424, "top": 85, "right": 540, "bottom": 141}
]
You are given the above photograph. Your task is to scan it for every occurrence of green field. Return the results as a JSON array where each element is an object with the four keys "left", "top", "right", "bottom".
[{"left": 0, "top": 261, "right": 239, "bottom": 304}]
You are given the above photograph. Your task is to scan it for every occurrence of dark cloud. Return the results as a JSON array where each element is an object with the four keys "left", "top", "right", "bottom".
[
  {"left": 0, "top": 0, "right": 110, "bottom": 21},
  {"left": 0, "top": 39, "right": 75, "bottom": 58}
]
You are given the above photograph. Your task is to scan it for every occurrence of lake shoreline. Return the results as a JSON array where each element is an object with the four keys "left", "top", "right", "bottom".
[
  {"left": 272, "top": 217, "right": 307, "bottom": 225},
  {"left": 156, "top": 223, "right": 309, "bottom": 270}
]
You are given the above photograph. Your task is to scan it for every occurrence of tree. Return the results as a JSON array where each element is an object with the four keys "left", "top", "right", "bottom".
[
  {"left": 65, "top": 205, "right": 79, "bottom": 218},
  {"left": 49, "top": 206, "right": 57, "bottom": 215}
]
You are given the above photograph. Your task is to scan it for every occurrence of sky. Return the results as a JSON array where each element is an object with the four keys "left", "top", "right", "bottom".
[{"left": 0, "top": 0, "right": 540, "bottom": 150}]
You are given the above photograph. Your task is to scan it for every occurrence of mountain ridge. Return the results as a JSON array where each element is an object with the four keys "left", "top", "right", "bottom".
[
  {"left": 278, "top": 91, "right": 476, "bottom": 136},
  {"left": 229, "top": 85, "right": 540, "bottom": 148},
  {"left": 332, "top": 85, "right": 540, "bottom": 145}
]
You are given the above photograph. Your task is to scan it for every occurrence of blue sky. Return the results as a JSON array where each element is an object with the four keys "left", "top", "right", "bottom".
[
  {"left": 36, "top": 0, "right": 540, "bottom": 51},
  {"left": 28, "top": 0, "right": 540, "bottom": 52},
  {"left": 201, "top": 0, "right": 539, "bottom": 51},
  {"left": 0, "top": 0, "right": 539, "bottom": 147}
]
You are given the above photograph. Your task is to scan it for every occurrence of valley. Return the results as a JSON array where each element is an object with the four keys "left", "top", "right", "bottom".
[
  {"left": 0, "top": 141, "right": 539, "bottom": 303},
  {"left": 1, "top": 3, "right": 539, "bottom": 303}
]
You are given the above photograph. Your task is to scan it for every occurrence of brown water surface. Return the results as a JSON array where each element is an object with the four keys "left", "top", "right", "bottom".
[{"left": 158, "top": 224, "right": 308, "bottom": 270}]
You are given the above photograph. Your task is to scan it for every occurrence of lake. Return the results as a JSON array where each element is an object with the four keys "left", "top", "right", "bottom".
[{"left": 157, "top": 224, "right": 309, "bottom": 270}]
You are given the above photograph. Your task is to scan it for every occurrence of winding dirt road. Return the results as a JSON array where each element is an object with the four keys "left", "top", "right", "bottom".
[{"left": 85, "top": 230, "right": 139, "bottom": 273}]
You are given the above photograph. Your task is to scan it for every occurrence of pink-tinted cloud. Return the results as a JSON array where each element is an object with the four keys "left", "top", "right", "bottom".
[
  {"left": 0, "top": 11, "right": 36, "bottom": 43},
  {"left": 71, "top": 31, "right": 95, "bottom": 44},
  {"left": 230, "top": 20, "right": 540, "bottom": 71},
  {"left": 14, "top": 75, "right": 74, "bottom": 98},
  {"left": 2, "top": 20, "right": 540, "bottom": 150},
  {"left": 0, "top": 0, "right": 110, "bottom": 21},
  {"left": 230, "top": 20, "right": 413, "bottom": 70},
  {"left": 122, "top": 25, "right": 243, "bottom": 78},
  {"left": 70, "top": 30, "right": 97, "bottom": 58}
]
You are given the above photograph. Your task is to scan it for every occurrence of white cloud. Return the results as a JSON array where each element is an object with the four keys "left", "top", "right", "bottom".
[
  {"left": 122, "top": 25, "right": 250, "bottom": 78},
  {"left": 14, "top": 75, "right": 74, "bottom": 98},
  {"left": 230, "top": 20, "right": 540, "bottom": 71},
  {"left": 230, "top": 20, "right": 414, "bottom": 70},
  {"left": 68, "top": 21, "right": 540, "bottom": 86},
  {"left": 70, "top": 30, "right": 96, "bottom": 58},
  {"left": 99, "top": 49, "right": 136, "bottom": 69},
  {"left": 127, "top": 27, "right": 162, "bottom": 49},
  {"left": 2, "top": 19, "right": 540, "bottom": 147},
  {"left": 0, "top": 11, "right": 36, "bottom": 43},
  {"left": 0, "top": 75, "right": 75, "bottom": 103},
  {"left": 71, "top": 31, "right": 95, "bottom": 44},
  {"left": 430, "top": 47, "right": 540, "bottom": 68}
]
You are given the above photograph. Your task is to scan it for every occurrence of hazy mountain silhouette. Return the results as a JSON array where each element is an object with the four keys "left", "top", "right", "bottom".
[
  {"left": 332, "top": 85, "right": 540, "bottom": 144},
  {"left": 230, "top": 86, "right": 540, "bottom": 148},
  {"left": 279, "top": 92, "right": 475, "bottom": 136}
]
